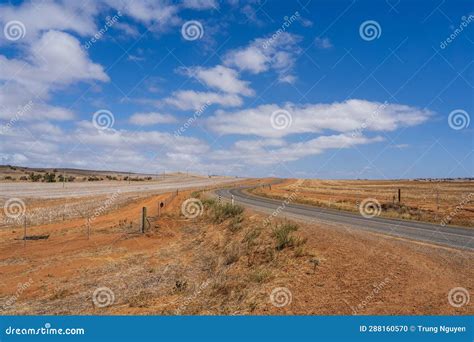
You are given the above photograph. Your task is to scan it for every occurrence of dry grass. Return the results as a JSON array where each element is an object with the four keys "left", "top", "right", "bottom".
[
  {"left": 251, "top": 179, "right": 474, "bottom": 227},
  {"left": 0, "top": 184, "right": 472, "bottom": 316}
]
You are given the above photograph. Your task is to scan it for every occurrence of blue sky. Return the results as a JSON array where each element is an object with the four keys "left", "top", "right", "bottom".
[{"left": 0, "top": 0, "right": 472, "bottom": 179}]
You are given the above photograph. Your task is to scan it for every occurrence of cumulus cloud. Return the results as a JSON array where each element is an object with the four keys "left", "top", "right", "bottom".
[
  {"left": 182, "top": 65, "right": 254, "bottom": 96},
  {"left": 164, "top": 90, "right": 243, "bottom": 110},
  {"left": 0, "top": 1, "right": 98, "bottom": 42},
  {"left": 210, "top": 134, "right": 384, "bottom": 165},
  {"left": 0, "top": 30, "right": 108, "bottom": 122},
  {"left": 207, "top": 99, "right": 432, "bottom": 138},
  {"left": 224, "top": 32, "right": 302, "bottom": 82},
  {"left": 129, "top": 112, "right": 177, "bottom": 125},
  {"left": 0, "top": 120, "right": 212, "bottom": 172}
]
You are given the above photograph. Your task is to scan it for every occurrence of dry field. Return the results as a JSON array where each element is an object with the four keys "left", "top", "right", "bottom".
[
  {"left": 0, "top": 182, "right": 472, "bottom": 315},
  {"left": 0, "top": 175, "right": 239, "bottom": 229},
  {"left": 250, "top": 179, "right": 474, "bottom": 227}
]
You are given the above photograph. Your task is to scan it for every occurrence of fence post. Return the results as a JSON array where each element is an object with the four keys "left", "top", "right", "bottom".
[
  {"left": 23, "top": 216, "right": 27, "bottom": 247},
  {"left": 398, "top": 188, "right": 401, "bottom": 203},
  {"left": 141, "top": 207, "right": 147, "bottom": 233}
]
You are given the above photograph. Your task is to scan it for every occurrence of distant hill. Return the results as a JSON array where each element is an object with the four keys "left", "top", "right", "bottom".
[{"left": 0, "top": 165, "right": 203, "bottom": 182}]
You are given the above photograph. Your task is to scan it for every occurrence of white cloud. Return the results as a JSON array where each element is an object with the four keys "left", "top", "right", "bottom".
[
  {"left": 183, "top": 65, "right": 254, "bottom": 96},
  {"left": 211, "top": 134, "right": 384, "bottom": 165},
  {"left": 164, "top": 90, "right": 243, "bottom": 110},
  {"left": 105, "top": 0, "right": 181, "bottom": 33},
  {"left": 315, "top": 37, "right": 333, "bottom": 49},
  {"left": 0, "top": 1, "right": 98, "bottom": 42},
  {"left": 224, "top": 32, "right": 302, "bottom": 82},
  {"left": 181, "top": 0, "right": 219, "bottom": 10},
  {"left": 0, "top": 30, "right": 108, "bottom": 92},
  {"left": 207, "top": 99, "right": 432, "bottom": 138},
  {"left": 0, "top": 30, "right": 108, "bottom": 122},
  {"left": 129, "top": 112, "right": 177, "bottom": 125}
]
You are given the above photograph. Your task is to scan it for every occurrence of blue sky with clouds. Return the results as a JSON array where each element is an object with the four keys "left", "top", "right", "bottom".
[{"left": 0, "top": 0, "right": 472, "bottom": 179}]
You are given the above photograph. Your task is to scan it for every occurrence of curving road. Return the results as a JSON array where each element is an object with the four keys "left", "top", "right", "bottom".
[{"left": 215, "top": 187, "right": 474, "bottom": 251}]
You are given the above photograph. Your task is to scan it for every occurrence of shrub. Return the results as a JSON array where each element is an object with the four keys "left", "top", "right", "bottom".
[
  {"left": 28, "top": 172, "right": 42, "bottom": 182},
  {"left": 223, "top": 243, "right": 240, "bottom": 265},
  {"left": 272, "top": 223, "right": 299, "bottom": 250},
  {"left": 249, "top": 268, "right": 272, "bottom": 283},
  {"left": 202, "top": 198, "right": 216, "bottom": 207},
  {"left": 228, "top": 214, "right": 244, "bottom": 232},
  {"left": 243, "top": 227, "right": 262, "bottom": 246},
  {"left": 43, "top": 172, "right": 56, "bottom": 183},
  {"left": 212, "top": 203, "right": 244, "bottom": 223},
  {"left": 191, "top": 191, "right": 201, "bottom": 198}
]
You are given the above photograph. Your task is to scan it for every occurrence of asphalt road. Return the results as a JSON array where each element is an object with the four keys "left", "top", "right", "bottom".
[{"left": 215, "top": 187, "right": 474, "bottom": 251}]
